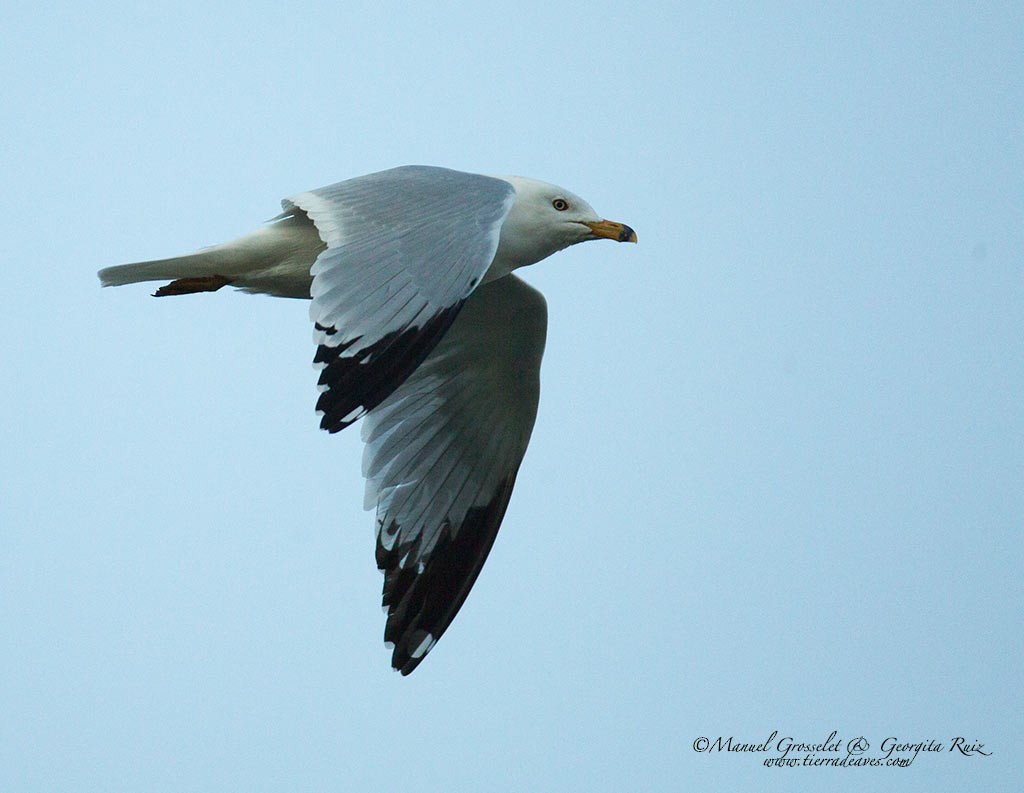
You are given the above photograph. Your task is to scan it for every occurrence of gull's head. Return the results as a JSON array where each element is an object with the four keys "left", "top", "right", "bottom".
[{"left": 491, "top": 176, "right": 637, "bottom": 273}]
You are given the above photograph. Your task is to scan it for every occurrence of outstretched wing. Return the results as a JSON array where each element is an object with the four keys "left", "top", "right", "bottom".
[
  {"left": 359, "top": 275, "right": 548, "bottom": 674},
  {"left": 285, "top": 166, "right": 516, "bottom": 433}
]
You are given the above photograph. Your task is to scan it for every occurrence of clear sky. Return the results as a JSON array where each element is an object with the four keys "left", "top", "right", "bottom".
[{"left": 1, "top": 2, "right": 1020, "bottom": 791}]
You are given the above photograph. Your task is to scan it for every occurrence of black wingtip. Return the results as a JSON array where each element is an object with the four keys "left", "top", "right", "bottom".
[
  {"left": 313, "top": 303, "right": 465, "bottom": 434},
  {"left": 378, "top": 477, "right": 518, "bottom": 675}
]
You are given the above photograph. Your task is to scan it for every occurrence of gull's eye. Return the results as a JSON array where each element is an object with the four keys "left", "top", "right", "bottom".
[{"left": 552, "top": 198, "right": 569, "bottom": 211}]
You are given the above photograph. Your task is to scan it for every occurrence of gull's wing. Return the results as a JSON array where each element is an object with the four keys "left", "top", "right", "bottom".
[
  {"left": 284, "top": 166, "right": 516, "bottom": 432},
  {"left": 359, "top": 275, "right": 547, "bottom": 674}
]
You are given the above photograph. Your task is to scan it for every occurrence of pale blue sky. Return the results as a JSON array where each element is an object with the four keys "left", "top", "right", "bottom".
[{"left": 1, "top": 2, "right": 1021, "bottom": 791}]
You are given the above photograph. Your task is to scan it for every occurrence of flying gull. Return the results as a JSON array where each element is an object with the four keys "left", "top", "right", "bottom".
[{"left": 99, "top": 165, "right": 636, "bottom": 674}]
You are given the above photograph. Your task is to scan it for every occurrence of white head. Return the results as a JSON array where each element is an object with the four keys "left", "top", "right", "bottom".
[{"left": 490, "top": 176, "right": 636, "bottom": 275}]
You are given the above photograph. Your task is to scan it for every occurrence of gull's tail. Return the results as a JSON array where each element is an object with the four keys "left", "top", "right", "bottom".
[
  {"left": 98, "top": 249, "right": 238, "bottom": 295},
  {"left": 97, "top": 211, "right": 325, "bottom": 299}
]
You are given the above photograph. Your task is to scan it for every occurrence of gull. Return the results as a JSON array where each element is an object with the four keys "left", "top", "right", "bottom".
[{"left": 99, "top": 165, "right": 636, "bottom": 674}]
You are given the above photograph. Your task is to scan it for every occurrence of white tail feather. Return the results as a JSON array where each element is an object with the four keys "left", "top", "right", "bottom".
[
  {"left": 98, "top": 212, "right": 325, "bottom": 298},
  {"left": 98, "top": 249, "right": 233, "bottom": 287}
]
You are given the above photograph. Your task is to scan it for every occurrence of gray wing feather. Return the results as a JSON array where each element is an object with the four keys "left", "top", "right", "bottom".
[
  {"left": 286, "top": 166, "right": 516, "bottom": 432},
  {"left": 359, "top": 275, "right": 547, "bottom": 673}
]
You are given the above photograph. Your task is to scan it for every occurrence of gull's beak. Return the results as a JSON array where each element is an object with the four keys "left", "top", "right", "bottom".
[{"left": 583, "top": 219, "right": 638, "bottom": 243}]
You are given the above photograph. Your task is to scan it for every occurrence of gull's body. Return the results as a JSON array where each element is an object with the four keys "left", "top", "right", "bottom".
[{"left": 99, "top": 165, "right": 635, "bottom": 674}]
